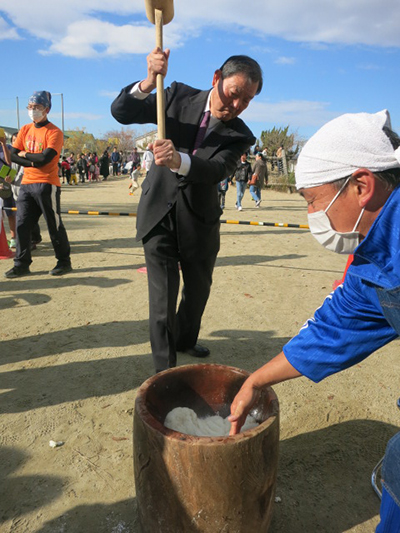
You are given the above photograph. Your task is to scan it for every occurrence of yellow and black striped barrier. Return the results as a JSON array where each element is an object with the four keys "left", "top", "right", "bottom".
[
  {"left": 221, "top": 219, "right": 309, "bottom": 229},
  {"left": 3, "top": 207, "right": 309, "bottom": 229},
  {"left": 63, "top": 210, "right": 136, "bottom": 217}
]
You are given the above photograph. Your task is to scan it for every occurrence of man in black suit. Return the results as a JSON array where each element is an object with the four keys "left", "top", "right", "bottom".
[{"left": 111, "top": 47, "right": 262, "bottom": 372}]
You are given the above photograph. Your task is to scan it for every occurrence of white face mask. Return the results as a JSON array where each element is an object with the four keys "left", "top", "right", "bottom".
[
  {"left": 307, "top": 177, "right": 365, "bottom": 254},
  {"left": 28, "top": 109, "right": 46, "bottom": 122}
]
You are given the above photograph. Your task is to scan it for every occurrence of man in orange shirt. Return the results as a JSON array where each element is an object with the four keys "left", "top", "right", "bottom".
[{"left": 5, "top": 91, "right": 72, "bottom": 278}]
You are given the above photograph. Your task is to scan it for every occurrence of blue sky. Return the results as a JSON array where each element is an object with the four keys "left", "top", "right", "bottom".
[{"left": 1, "top": 0, "right": 400, "bottom": 145}]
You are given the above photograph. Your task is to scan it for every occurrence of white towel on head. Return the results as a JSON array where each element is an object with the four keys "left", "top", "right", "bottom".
[{"left": 295, "top": 110, "right": 400, "bottom": 190}]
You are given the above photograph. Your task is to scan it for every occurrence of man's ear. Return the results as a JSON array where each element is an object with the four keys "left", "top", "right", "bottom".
[
  {"left": 352, "top": 168, "right": 391, "bottom": 211},
  {"left": 212, "top": 69, "right": 222, "bottom": 88}
]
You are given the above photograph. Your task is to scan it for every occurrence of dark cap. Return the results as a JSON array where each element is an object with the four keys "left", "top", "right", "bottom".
[{"left": 29, "top": 91, "right": 52, "bottom": 110}]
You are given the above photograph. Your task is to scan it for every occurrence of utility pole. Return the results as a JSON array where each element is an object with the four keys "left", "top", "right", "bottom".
[{"left": 16, "top": 96, "right": 20, "bottom": 129}]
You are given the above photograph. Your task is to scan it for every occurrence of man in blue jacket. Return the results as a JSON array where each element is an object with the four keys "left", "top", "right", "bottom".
[
  {"left": 229, "top": 110, "right": 400, "bottom": 532},
  {"left": 110, "top": 147, "right": 120, "bottom": 176}
]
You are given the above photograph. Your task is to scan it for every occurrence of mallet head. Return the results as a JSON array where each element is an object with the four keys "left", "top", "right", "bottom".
[{"left": 145, "top": 0, "right": 174, "bottom": 25}]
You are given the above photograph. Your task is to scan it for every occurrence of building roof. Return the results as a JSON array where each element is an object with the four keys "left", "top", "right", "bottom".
[
  {"left": 134, "top": 129, "right": 157, "bottom": 143},
  {"left": 0, "top": 125, "right": 19, "bottom": 139}
]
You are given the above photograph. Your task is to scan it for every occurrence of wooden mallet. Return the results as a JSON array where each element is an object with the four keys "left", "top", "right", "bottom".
[{"left": 144, "top": 0, "right": 174, "bottom": 140}]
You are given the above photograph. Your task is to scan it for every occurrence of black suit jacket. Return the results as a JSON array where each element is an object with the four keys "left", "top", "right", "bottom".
[{"left": 111, "top": 81, "right": 255, "bottom": 260}]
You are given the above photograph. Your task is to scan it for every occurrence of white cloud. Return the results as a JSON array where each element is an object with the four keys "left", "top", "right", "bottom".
[
  {"left": 0, "top": 16, "right": 20, "bottom": 40},
  {"left": 242, "top": 100, "right": 340, "bottom": 128},
  {"left": 63, "top": 112, "right": 103, "bottom": 121},
  {"left": 99, "top": 90, "right": 120, "bottom": 99},
  {"left": 40, "top": 20, "right": 158, "bottom": 58},
  {"left": 0, "top": 0, "right": 400, "bottom": 58},
  {"left": 176, "top": 0, "right": 400, "bottom": 47},
  {"left": 275, "top": 56, "right": 296, "bottom": 65},
  {"left": 357, "top": 63, "right": 381, "bottom": 70}
]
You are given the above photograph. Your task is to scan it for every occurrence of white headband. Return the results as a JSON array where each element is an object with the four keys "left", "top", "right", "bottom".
[{"left": 295, "top": 109, "right": 400, "bottom": 190}]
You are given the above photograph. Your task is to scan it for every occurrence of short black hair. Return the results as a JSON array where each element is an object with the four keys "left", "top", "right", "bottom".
[{"left": 219, "top": 56, "right": 263, "bottom": 95}]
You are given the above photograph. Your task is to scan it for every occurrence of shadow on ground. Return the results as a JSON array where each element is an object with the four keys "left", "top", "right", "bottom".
[{"left": 31, "top": 419, "right": 396, "bottom": 533}]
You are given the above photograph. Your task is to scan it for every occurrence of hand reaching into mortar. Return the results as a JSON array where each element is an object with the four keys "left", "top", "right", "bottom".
[
  {"left": 228, "top": 380, "right": 261, "bottom": 435},
  {"left": 229, "top": 351, "right": 302, "bottom": 435}
]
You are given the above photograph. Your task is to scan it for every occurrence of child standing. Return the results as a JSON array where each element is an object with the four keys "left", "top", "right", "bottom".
[{"left": 61, "top": 157, "right": 71, "bottom": 185}]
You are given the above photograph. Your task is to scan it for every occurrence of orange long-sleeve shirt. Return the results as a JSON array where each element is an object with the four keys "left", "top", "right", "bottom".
[{"left": 13, "top": 122, "right": 63, "bottom": 186}]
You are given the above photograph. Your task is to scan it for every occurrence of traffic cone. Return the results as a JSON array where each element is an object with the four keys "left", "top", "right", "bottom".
[{"left": 0, "top": 219, "right": 14, "bottom": 259}]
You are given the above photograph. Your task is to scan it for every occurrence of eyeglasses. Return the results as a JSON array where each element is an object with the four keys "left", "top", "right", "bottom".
[{"left": 26, "top": 105, "right": 45, "bottom": 111}]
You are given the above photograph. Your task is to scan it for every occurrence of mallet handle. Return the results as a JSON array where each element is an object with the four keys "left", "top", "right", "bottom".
[{"left": 155, "top": 9, "right": 166, "bottom": 140}]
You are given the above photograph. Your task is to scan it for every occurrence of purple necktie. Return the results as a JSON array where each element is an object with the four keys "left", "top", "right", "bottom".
[{"left": 192, "top": 111, "right": 211, "bottom": 154}]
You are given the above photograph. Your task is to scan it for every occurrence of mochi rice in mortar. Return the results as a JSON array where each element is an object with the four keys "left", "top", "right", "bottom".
[{"left": 164, "top": 406, "right": 259, "bottom": 436}]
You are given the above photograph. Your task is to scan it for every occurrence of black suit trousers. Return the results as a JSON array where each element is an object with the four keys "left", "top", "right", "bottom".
[{"left": 143, "top": 207, "right": 217, "bottom": 372}]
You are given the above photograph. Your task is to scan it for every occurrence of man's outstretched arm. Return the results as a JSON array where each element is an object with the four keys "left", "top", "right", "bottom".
[{"left": 228, "top": 351, "right": 302, "bottom": 435}]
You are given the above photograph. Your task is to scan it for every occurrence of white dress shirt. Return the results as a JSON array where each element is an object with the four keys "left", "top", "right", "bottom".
[{"left": 130, "top": 82, "right": 220, "bottom": 176}]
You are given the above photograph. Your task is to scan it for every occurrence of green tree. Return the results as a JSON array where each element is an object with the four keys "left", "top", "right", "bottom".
[
  {"left": 259, "top": 126, "right": 299, "bottom": 159},
  {"left": 64, "top": 127, "right": 98, "bottom": 155}
]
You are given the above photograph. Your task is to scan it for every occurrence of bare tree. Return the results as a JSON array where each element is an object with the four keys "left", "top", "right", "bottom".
[{"left": 104, "top": 127, "right": 139, "bottom": 154}]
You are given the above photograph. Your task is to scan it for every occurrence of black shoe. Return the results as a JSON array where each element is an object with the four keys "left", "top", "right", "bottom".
[
  {"left": 181, "top": 344, "right": 210, "bottom": 358},
  {"left": 4, "top": 266, "right": 31, "bottom": 279},
  {"left": 49, "top": 263, "right": 72, "bottom": 276}
]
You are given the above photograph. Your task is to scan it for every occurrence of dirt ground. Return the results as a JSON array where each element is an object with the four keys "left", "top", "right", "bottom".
[{"left": 0, "top": 172, "right": 399, "bottom": 533}]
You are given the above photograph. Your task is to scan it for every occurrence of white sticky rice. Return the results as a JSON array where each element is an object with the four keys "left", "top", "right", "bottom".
[{"left": 164, "top": 407, "right": 259, "bottom": 436}]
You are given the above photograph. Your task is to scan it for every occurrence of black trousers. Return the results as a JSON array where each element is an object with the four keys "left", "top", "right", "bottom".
[
  {"left": 143, "top": 208, "right": 217, "bottom": 372},
  {"left": 15, "top": 183, "right": 71, "bottom": 268}
]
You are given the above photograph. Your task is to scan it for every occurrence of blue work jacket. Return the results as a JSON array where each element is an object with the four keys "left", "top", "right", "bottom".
[{"left": 283, "top": 185, "right": 400, "bottom": 383}]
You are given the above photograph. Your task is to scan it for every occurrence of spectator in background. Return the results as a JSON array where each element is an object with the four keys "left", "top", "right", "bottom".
[
  {"left": 111, "top": 147, "right": 120, "bottom": 176},
  {"left": 119, "top": 151, "right": 124, "bottom": 173},
  {"left": 61, "top": 157, "right": 71, "bottom": 185},
  {"left": 276, "top": 145, "right": 284, "bottom": 174},
  {"left": 129, "top": 162, "right": 140, "bottom": 194},
  {"left": 61, "top": 156, "right": 72, "bottom": 185},
  {"left": 249, "top": 152, "right": 267, "bottom": 207},
  {"left": 132, "top": 147, "right": 141, "bottom": 168},
  {"left": 66, "top": 152, "right": 75, "bottom": 168},
  {"left": 0, "top": 130, "right": 16, "bottom": 246},
  {"left": 99, "top": 149, "right": 110, "bottom": 181},
  {"left": 84, "top": 152, "right": 91, "bottom": 181},
  {"left": 67, "top": 152, "right": 78, "bottom": 185},
  {"left": 7, "top": 132, "right": 42, "bottom": 249},
  {"left": 218, "top": 176, "right": 229, "bottom": 210},
  {"left": 142, "top": 144, "right": 154, "bottom": 177},
  {"left": 77, "top": 153, "right": 87, "bottom": 183},
  {"left": 88, "top": 152, "right": 98, "bottom": 182},
  {"left": 232, "top": 152, "right": 252, "bottom": 211},
  {"left": 0, "top": 129, "right": 11, "bottom": 168}
]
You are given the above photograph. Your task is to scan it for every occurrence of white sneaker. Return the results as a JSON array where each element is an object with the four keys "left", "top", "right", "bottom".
[
  {"left": 238, "top": 206, "right": 242, "bottom": 211},
  {"left": 255, "top": 200, "right": 261, "bottom": 207}
]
